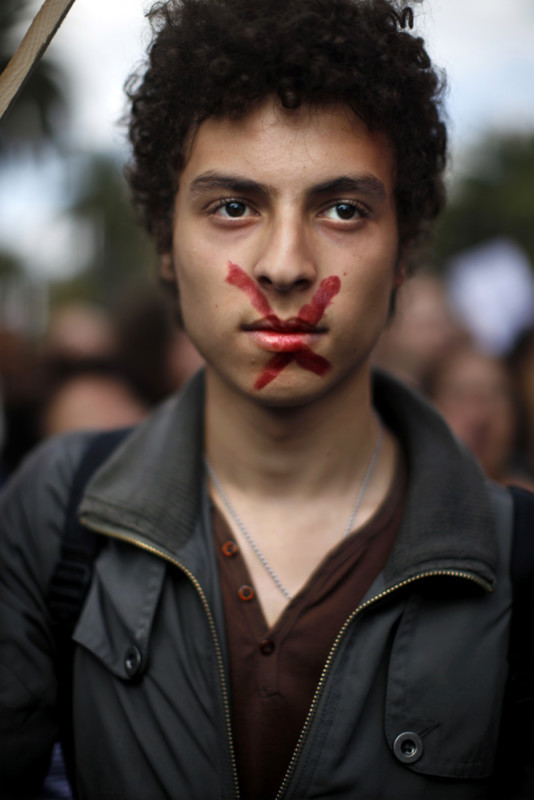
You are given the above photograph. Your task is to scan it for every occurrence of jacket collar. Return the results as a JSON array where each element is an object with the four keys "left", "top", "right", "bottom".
[
  {"left": 373, "top": 370, "right": 497, "bottom": 588},
  {"left": 80, "top": 369, "right": 206, "bottom": 557},
  {"left": 79, "top": 368, "right": 498, "bottom": 589}
]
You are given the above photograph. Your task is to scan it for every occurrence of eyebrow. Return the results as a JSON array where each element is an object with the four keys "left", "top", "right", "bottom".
[
  {"left": 189, "top": 172, "right": 275, "bottom": 196},
  {"left": 188, "top": 171, "right": 387, "bottom": 202},
  {"left": 310, "top": 175, "right": 387, "bottom": 202}
]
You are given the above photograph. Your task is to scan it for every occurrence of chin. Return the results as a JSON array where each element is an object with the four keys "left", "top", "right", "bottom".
[{"left": 247, "top": 374, "right": 338, "bottom": 409}]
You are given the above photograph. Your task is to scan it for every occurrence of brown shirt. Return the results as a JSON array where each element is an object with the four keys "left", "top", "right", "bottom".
[{"left": 213, "top": 456, "right": 406, "bottom": 800}]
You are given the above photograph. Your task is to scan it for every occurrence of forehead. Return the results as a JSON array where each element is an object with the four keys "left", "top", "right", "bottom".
[{"left": 179, "top": 99, "right": 396, "bottom": 194}]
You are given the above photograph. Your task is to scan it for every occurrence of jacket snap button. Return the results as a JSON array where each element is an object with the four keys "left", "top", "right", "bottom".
[
  {"left": 393, "top": 732, "right": 423, "bottom": 764},
  {"left": 124, "top": 645, "right": 142, "bottom": 678}
]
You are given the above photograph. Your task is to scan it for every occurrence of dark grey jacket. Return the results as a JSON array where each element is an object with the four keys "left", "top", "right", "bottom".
[{"left": 0, "top": 370, "right": 524, "bottom": 799}]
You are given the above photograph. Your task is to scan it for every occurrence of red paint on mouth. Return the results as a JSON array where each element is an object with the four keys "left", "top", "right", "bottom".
[
  {"left": 297, "top": 275, "right": 341, "bottom": 326},
  {"left": 254, "top": 353, "right": 294, "bottom": 390},
  {"left": 226, "top": 262, "right": 275, "bottom": 319},
  {"left": 294, "top": 349, "right": 331, "bottom": 376},
  {"left": 227, "top": 262, "right": 341, "bottom": 390},
  {"left": 253, "top": 349, "right": 330, "bottom": 390}
]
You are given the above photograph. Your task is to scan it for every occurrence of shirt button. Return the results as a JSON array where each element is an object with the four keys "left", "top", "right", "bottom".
[
  {"left": 238, "top": 584, "right": 255, "bottom": 602},
  {"left": 222, "top": 541, "right": 239, "bottom": 557},
  {"left": 259, "top": 639, "right": 275, "bottom": 655}
]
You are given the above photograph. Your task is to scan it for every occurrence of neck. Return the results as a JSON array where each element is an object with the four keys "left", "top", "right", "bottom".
[
  {"left": 203, "top": 365, "right": 398, "bottom": 625},
  {"left": 204, "top": 366, "right": 378, "bottom": 499}
]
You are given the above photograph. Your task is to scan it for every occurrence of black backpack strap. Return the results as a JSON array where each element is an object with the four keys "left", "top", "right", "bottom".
[
  {"left": 492, "top": 485, "right": 534, "bottom": 798},
  {"left": 46, "top": 427, "right": 132, "bottom": 796},
  {"left": 47, "top": 427, "right": 132, "bottom": 631},
  {"left": 508, "top": 485, "right": 534, "bottom": 692}
]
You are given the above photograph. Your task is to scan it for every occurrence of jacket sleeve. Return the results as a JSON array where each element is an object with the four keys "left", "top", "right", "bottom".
[{"left": 0, "top": 433, "right": 92, "bottom": 797}]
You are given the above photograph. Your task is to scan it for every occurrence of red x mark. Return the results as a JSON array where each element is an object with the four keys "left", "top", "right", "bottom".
[{"left": 226, "top": 261, "right": 341, "bottom": 390}]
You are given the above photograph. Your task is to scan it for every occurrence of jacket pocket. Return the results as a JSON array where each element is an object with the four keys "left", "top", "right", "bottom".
[
  {"left": 385, "top": 588, "right": 511, "bottom": 780},
  {"left": 72, "top": 539, "right": 165, "bottom": 680}
]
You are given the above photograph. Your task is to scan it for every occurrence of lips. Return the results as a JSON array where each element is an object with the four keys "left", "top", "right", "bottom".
[
  {"left": 243, "top": 317, "right": 325, "bottom": 352},
  {"left": 227, "top": 263, "right": 340, "bottom": 388},
  {"left": 245, "top": 316, "right": 321, "bottom": 333},
  {"left": 248, "top": 330, "right": 322, "bottom": 352}
]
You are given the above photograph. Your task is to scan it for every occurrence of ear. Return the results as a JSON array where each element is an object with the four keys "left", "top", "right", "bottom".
[
  {"left": 160, "top": 252, "right": 176, "bottom": 283},
  {"left": 386, "top": 251, "right": 409, "bottom": 320},
  {"left": 394, "top": 250, "right": 409, "bottom": 291}
]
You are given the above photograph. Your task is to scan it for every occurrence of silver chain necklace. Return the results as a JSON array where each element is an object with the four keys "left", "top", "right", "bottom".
[{"left": 204, "top": 421, "right": 383, "bottom": 601}]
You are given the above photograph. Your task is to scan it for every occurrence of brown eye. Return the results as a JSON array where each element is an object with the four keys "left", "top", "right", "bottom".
[
  {"left": 321, "top": 201, "right": 367, "bottom": 223},
  {"left": 223, "top": 201, "right": 247, "bottom": 217},
  {"left": 334, "top": 203, "right": 358, "bottom": 220}
]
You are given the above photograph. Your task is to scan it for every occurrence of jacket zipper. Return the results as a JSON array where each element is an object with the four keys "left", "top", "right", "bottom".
[
  {"left": 79, "top": 517, "right": 241, "bottom": 800},
  {"left": 80, "top": 518, "right": 492, "bottom": 800},
  {"left": 274, "top": 568, "right": 493, "bottom": 800}
]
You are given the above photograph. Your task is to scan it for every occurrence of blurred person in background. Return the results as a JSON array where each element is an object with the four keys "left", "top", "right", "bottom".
[
  {"left": 508, "top": 326, "right": 534, "bottom": 481},
  {"left": 38, "top": 302, "right": 149, "bottom": 435},
  {"left": 0, "top": 328, "right": 47, "bottom": 475},
  {"left": 425, "top": 343, "right": 534, "bottom": 489},
  {"left": 373, "top": 272, "right": 467, "bottom": 389},
  {"left": 42, "top": 303, "right": 118, "bottom": 363},
  {"left": 0, "top": 382, "right": 6, "bottom": 488},
  {"left": 114, "top": 287, "right": 203, "bottom": 406},
  {"left": 40, "top": 369, "right": 149, "bottom": 437},
  {"left": 39, "top": 293, "right": 202, "bottom": 438}
]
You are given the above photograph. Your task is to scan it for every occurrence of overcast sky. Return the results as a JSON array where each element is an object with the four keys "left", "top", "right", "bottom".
[
  {"left": 2, "top": 0, "right": 534, "bottom": 277},
  {"left": 49, "top": 0, "right": 534, "bottom": 152}
]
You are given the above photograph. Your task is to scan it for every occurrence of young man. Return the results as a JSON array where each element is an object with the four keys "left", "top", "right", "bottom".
[{"left": 1, "top": 1, "right": 531, "bottom": 798}]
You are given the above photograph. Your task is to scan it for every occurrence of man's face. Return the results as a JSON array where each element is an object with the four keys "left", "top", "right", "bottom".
[{"left": 165, "top": 99, "right": 401, "bottom": 407}]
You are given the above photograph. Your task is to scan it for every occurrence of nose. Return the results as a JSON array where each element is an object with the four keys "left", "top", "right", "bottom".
[{"left": 252, "top": 214, "right": 317, "bottom": 294}]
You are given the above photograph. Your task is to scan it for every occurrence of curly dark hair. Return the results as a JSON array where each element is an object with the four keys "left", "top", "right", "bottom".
[{"left": 125, "top": 0, "right": 447, "bottom": 260}]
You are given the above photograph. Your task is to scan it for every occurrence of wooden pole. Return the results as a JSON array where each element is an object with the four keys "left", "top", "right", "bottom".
[{"left": 0, "top": 0, "right": 78, "bottom": 122}]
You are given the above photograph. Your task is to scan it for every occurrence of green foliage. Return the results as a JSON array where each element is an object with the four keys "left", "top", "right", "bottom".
[
  {"left": 431, "top": 134, "right": 534, "bottom": 270},
  {"left": 0, "top": 249, "right": 24, "bottom": 277},
  {"left": 1, "top": 4, "right": 153, "bottom": 309},
  {"left": 50, "top": 154, "right": 158, "bottom": 310}
]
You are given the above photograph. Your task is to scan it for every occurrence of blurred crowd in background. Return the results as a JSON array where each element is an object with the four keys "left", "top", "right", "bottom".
[
  {"left": 2, "top": 2, "right": 534, "bottom": 493},
  {"left": 0, "top": 287, "right": 203, "bottom": 483},
  {"left": 3, "top": 260, "right": 534, "bottom": 495},
  {"left": 375, "top": 265, "right": 534, "bottom": 491}
]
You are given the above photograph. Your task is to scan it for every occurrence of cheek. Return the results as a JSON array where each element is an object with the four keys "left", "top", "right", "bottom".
[
  {"left": 335, "top": 253, "right": 397, "bottom": 350},
  {"left": 174, "top": 260, "right": 232, "bottom": 345},
  {"left": 172, "top": 242, "right": 215, "bottom": 300},
  {"left": 367, "top": 246, "right": 399, "bottom": 310},
  {"left": 346, "top": 257, "right": 397, "bottom": 318}
]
